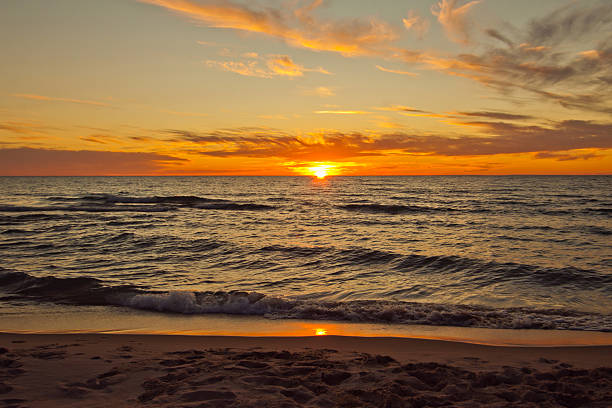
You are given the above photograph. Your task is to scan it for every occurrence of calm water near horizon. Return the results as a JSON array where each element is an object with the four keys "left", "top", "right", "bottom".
[{"left": 0, "top": 176, "right": 610, "bottom": 333}]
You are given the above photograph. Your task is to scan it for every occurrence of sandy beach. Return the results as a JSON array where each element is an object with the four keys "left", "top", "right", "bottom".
[{"left": 0, "top": 333, "right": 610, "bottom": 407}]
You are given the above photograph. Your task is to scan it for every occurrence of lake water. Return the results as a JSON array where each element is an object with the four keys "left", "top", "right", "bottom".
[{"left": 0, "top": 176, "right": 610, "bottom": 332}]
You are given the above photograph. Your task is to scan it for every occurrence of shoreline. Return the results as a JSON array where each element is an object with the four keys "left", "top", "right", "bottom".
[
  {"left": 2, "top": 306, "right": 612, "bottom": 347},
  {"left": 1, "top": 332, "right": 611, "bottom": 407}
]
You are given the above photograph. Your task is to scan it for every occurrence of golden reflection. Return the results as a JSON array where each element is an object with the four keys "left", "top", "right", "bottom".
[{"left": 315, "top": 328, "right": 328, "bottom": 336}]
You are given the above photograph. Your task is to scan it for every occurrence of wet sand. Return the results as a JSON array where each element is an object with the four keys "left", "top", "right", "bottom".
[{"left": 0, "top": 333, "right": 610, "bottom": 407}]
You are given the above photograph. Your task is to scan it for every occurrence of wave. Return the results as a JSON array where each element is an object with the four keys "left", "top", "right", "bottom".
[
  {"left": 337, "top": 203, "right": 493, "bottom": 215},
  {"left": 0, "top": 205, "right": 175, "bottom": 213},
  {"left": 1, "top": 270, "right": 610, "bottom": 331},
  {"left": 53, "top": 194, "right": 226, "bottom": 205},
  {"left": 338, "top": 203, "right": 612, "bottom": 217},
  {"left": 257, "top": 244, "right": 612, "bottom": 289},
  {"left": 0, "top": 194, "right": 275, "bottom": 213},
  {"left": 338, "top": 204, "right": 459, "bottom": 215}
]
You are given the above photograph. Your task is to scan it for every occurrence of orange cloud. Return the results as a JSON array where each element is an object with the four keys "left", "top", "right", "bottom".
[
  {"left": 431, "top": 0, "right": 481, "bottom": 45},
  {"left": 139, "top": 0, "right": 397, "bottom": 56},
  {"left": 375, "top": 65, "right": 418, "bottom": 76},
  {"left": 207, "top": 54, "right": 330, "bottom": 78},
  {"left": 402, "top": 10, "right": 430, "bottom": 38},
  {"left": 206, "top": 59, "right": 270, "bottom": 78},
  {"left": 165, "top": 119, "right": 612, "bottom": 160},
  {"left": 0, "top": 121, "right": 60, "bottom": 139},
  {"left": 314, "top": 110, "right": 370, "bottom": 115},
  {"left": 312, "top": 86, "right": 335, "bottom": 97},
  {"left": 13, "top": 94, "right": 113, "bottom": 107}
]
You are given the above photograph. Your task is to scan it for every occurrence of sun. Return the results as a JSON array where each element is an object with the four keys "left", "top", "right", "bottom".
[
  {"left": 308, "top": 164, "right": 334, "bottom": 179},
  {"left": 314, "top": 168, "right": 327, "bottom": 179}
]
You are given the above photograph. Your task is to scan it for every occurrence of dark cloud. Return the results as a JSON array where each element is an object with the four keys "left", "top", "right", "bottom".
[
  {"left": 0, "top": 148, "right": 186, "bottom": 176},
  {"left": 166, "top": 119, "right": 612, "bottom": 159},
  {"left": 454, "top": 111, "right": 533, "bottom": 120},
  {"left": 526, "top": 2, "right": 612, "bottom": 46},
  {"left": 484, "top": 29, "right": 513, "bottom": 47}
]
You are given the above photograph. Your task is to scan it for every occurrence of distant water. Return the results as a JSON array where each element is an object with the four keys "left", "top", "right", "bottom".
[{"left": 0, "top": 176, "right": 610, "bottom": 331}]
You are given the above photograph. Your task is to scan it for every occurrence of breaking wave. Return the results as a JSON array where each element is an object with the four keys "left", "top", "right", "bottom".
[{"left": 1, "top": 270, "right": 610, "bottom": 332}]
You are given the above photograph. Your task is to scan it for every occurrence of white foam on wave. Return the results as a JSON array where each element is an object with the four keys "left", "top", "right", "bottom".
[
  {"left": 124, "top": 291, "right": 292, "bottom": 315},
  {"left": 117, "top": 290, "right": 612, "bottom": 332}
]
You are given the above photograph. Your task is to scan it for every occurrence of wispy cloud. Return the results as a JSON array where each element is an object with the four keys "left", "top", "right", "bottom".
[
  {"left": 206, "top": 54, "right": 330, "bottom": 78},
  {"left": 375, "top": 105, "right": 428, "bottom": 113},
  {"left": 452, "top": 111, "right": 534, "bottom": 121},
  {"left": 0, "top": 121, "right": 60, "bottom": 139},
  {"left": 375, "top": 65, "right": 418, "bottom": 76},
  {"left": 14, "top": 94, "right": 113, "bottom": 107},
  {"left": 267, "top": 55, "right": 331, "bottom": 77},
  {"left": 314, "top": 110, "right": 370, "bottom": 115},
  {"left": 534, "top": 150, "right": 604, "bottom": 161},
  {"left": 140, "top": 0, "right": 397, "bottom": 56},
  {"left": 302, "top": 86, "right": 335, "bottom": 97},
  {"left": 196, "top": 40, "right": 217, "bottom": 46},
  {"left": 160, "top": 109, "right": 209, "bottom": 117},
  {"left": 401, "top": 2, "right": 612, "bottom": 114},
  {"left": 431, "top": 0, "right": 481, "bottom": 45},
  {"left": 206, "top": 60, "right": 269, "bottom": 78},
  {"left": 403, "top": 10, "right": 430, "bottom": 39},
  {"left": 257, "top": 114, "right": 288, "bottom": 120}
]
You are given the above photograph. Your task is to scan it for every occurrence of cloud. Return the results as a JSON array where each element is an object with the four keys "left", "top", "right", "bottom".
[
  {"left": 206, "top": 59, "right": 270, "bottom": 78},
  {"left": 375, "top": 105, "right": 428, "bottom": 113},
  {"left": 402, "top": 10, "right": 430, "bottom": 39},
  {"left": 13, "top": 94, "right": 113, "bottom": 107},
  {"left": 0, "top": 148, "right": 186, "bottom": 176},
  {"left": 163, "top": 119, "right": 612, "bottom": 160},
  {"left": 453, "top": 111, "right": 534, "bottom": 120},
  {"left": 484, "top": 29, "right": 513, "bottom": 47},
  {"left": 79, "top": 134, "right": 123, "bottom": 144},
  {"left": 0, "top": 121, "right": 60, "bottom": 139},
  {"left": 375, "top": 65, "right": 418, "bottom": 76},
  {"left": 257, "top": 114, "right": 288, "bottom": 120},
  {"left": 206, "top": 54, "right": 330, "bottom": 78},
  {"left": 140, "top": 0, "right": 397, "bottom": 56},
  {"left": 534, "top": 150, "right": 603, "bottom": 161},
  {"left": 314, "top": 110, "right": 370, "bottom": 115},
  {"left": 303, "top": 86, "right": 335, "bottom": 97},
  {"left": 526, "top": 2, "right": 612, "bottom": 46},
  {"left": 431, "top": 0, "right": 481, "bottom": 45},
  {"left": 80, "top": 136, "right": 109, "bottom": 144},
  {"left": 196, "top": 40, "right": 217, "bottom": 46},
  {"left": 266, "top": 55, "right": 330, "bottom": 76},
  {"left": 403, "top": 2, "right": 612, "bottom": 114},
  {"left": 161, "top": 109, "right": 209, "bottom": 117}
]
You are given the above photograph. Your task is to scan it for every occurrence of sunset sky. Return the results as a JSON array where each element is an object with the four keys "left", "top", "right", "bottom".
[{"left": 1, "top": 0, "right": 611, "bottom": 175}]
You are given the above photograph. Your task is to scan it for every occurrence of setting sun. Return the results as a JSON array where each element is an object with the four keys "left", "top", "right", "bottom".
[
  {"left": 313, "top": 168, "right": 327, "bottom": 179},
  {"left": 308, "top": 164, "right": 336, "bottom": 179}
]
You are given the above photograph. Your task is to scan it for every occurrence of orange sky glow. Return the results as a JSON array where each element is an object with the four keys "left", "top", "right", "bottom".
[{"left": 0, "top": 0, "right": 611, "bottom": 175}]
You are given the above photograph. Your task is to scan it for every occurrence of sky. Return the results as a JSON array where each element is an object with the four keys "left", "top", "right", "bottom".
[{"left": 0, "top": 0, "right": 611, "bottom": 175}]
